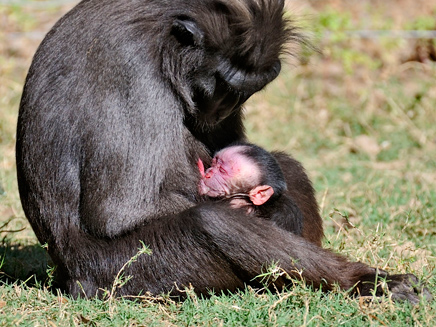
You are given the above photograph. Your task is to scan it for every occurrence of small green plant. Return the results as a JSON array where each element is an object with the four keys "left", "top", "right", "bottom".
[
  {"left": 105, "top": 241, "right": 152, "bottom": 302},
  {"left": 406, "top": 15, "right": 436, "bottom": 30}
]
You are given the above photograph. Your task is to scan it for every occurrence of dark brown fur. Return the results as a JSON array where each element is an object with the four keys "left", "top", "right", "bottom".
[{"left": 272, "top": 152, "right": 324, "bottom": 246}]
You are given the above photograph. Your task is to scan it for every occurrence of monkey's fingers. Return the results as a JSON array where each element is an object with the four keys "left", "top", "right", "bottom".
[
  {"left": 388, "top": 274, "right": 433, "bottom": 305},
  {"left": 197, "top": 158, "right": 205, "bottom": 177}
]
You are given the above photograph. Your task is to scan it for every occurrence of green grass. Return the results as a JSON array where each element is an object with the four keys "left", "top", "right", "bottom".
[
  {"left": 1, "top": 284, "right": 434, "bottom": 326},
  {"left": 1, "top": 1, "right": 436, "bottom": 326}
]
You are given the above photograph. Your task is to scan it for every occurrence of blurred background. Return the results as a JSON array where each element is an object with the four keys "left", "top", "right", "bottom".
[{"left": 0, "top": 0, "right": 435, "bottom": 306}]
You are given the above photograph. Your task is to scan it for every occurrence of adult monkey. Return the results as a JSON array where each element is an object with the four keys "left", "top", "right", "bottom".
[{"left": 16, "top": 0, "right": 429, "bottom": 303}]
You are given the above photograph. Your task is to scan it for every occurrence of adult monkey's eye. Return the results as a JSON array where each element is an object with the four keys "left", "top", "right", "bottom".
[{"left": 171, "top": 18, "right": 204, "bottom": 47}]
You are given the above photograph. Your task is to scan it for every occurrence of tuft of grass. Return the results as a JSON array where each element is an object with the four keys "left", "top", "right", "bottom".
[{"left": 1, "top": 0, "right": 436, "bottom": 326}]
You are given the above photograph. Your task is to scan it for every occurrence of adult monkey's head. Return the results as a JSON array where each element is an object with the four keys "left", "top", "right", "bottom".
[{"left": 160, "top": 0, "right": 301, "bottom": 128}]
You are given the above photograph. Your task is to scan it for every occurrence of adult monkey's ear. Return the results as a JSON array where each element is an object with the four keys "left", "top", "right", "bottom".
[
  {"left": 249, "top": 185, "right": 274, "bottom": 206},
  {"left": 171, "top": 18, "right": 204, "bottom": 47}
]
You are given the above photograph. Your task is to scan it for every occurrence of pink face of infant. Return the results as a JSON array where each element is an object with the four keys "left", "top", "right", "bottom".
[{"left": 198, "top": 145, "right": 274, "bottom": 207}]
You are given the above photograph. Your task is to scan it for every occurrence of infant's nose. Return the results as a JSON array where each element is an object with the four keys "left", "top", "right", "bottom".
[{"left": 204, "top": 168, "right": 213, "bottom": 179}]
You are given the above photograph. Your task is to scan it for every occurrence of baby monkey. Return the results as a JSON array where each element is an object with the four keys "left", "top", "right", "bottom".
[{"left": 198, "top": 143, "right": 303, "bottom": 235}]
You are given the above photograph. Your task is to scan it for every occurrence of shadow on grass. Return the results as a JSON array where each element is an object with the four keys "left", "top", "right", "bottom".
[{"left": 0, "top": 242, "right": 51, "bottom": 287}]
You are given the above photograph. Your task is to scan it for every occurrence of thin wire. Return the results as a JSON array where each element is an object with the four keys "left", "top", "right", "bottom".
[{"left": 323, "top": 30, "right": 436, "bottom": 39}]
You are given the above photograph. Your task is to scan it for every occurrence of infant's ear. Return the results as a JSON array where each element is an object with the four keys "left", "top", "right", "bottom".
[{"left": 249, "top": 185, "right": 274, "bottom": 206}]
